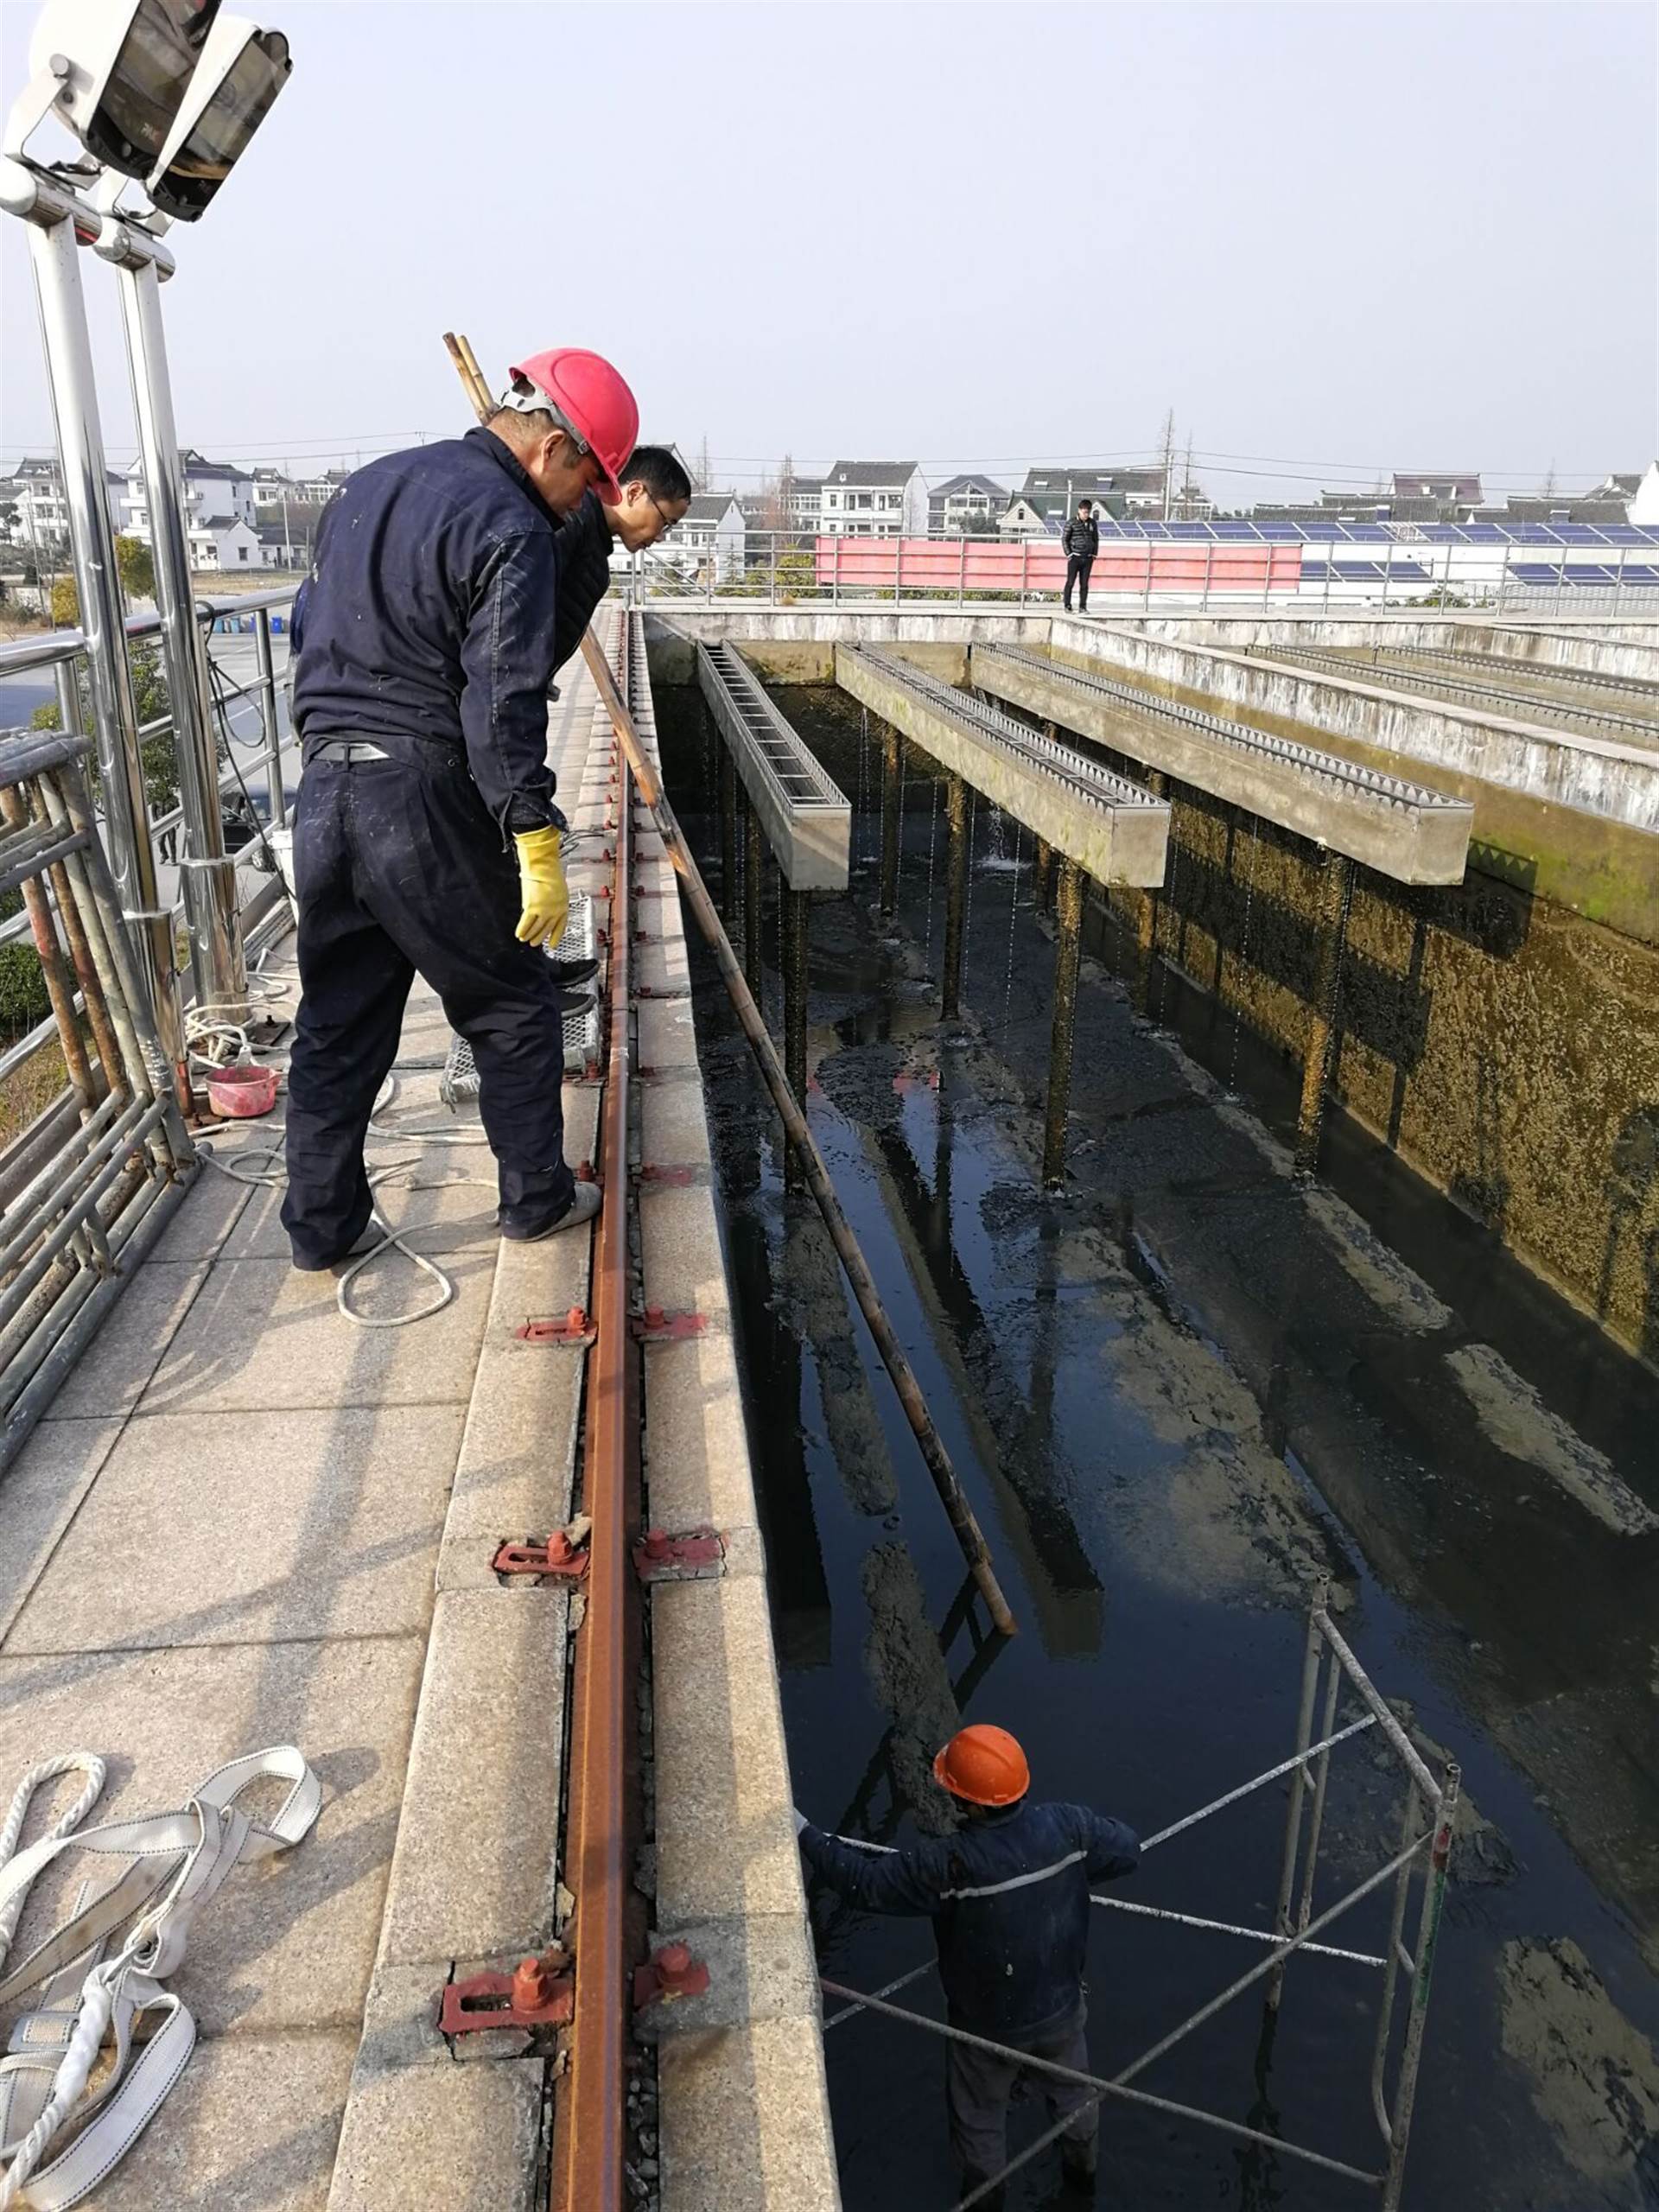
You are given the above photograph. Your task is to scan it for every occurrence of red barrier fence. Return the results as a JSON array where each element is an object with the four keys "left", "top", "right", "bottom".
[{"left": 812, "top": 536, "right": 1302, "bottom": 595}]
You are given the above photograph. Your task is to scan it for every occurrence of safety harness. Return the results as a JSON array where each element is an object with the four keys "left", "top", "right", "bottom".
[{"left": 0, "top": 1747, "right": 320, "bottom": 2209}]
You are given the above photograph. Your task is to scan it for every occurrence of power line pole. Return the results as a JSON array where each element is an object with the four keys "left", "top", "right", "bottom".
[{"left": 1159, "top": 408, "right": 1177, "bottom": 521}]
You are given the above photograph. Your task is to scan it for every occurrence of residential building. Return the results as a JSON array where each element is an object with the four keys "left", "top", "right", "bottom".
[
  {"left": 929, "top": 474, "right": 1008, "bottom": 533},
  {"left": 125, "top": 448, "right": 257, "bottom": 547},
  {"left": 669, "top": 492, "right": 747, "bottom": 580},
  {"left": 1389, "top": 471, "right": 1484, "bottom": 507},
  {"left": 819, "top": 461, "right": 928, "bottom": 537},
  {"left": 1001, "top": 465, "right": 1169, "bottom": 532},
  {"left": 786, "top": 476, "right": 824, "bottom": 534},
  {"left": 188, "top": 515, "right": 263, "bottom": 571},
  {"left": 2, "top": 456, "right": 129, "bottom": 557}
]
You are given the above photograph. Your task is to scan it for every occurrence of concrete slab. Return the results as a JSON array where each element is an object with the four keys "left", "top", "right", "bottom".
[
  {"left": 697, "top": 640, "right": 850, "bottom": 892},
  {"left": 76, "top": 2030, "right": 356, "bottom": 2212},
  {"left": 327, "top": 2048, "right": 543, "bottom": 2212},
  {"left": 149, "top": 1158, "right": 254, "bottom": 1261},
  {"left": 836, "top": 643, "right": 1168, "bottom": 887},
  {"left": 222, "top": 1173, "right": 501, "bottom": 1262},
  {"left": 658, "top": 2018, "right": 839, "bottom": 2212},
  {"left": 4, "top": 1404, "right": 461, "bottom": 1653},
  {"left": 640, "top": 999, "right": 700, "bottom": 1072},
  {"left": 650, "top": 1911, "right": 821, "bottom": 2032},
  {"left": 641, "top": 1081, "right": 715, "bottom": 1173},
  {"left": 375, "top": 1587, "right": 569, "bottom": 1966},
  {"left": 644, "top": 1334, "right": 756, "bottom": 1535},
  {"left": 43, "top": 1256, "right": 208, "bottom": 1417},
  {"left": 137, "top": 1250, "right": 495, "bottom": 1415},
  {"left": 639, "top": 1183, "right": 731, "bottom": 1321},
  {"left": 0, "top": 1415, "right": 123, "bottom": 1645},
  {"left": 0, "top": 1637, "right": 423, "bottom": 2035},
  {"left": 652, "top": 1574, "right": 802, "bottom": 1923}
]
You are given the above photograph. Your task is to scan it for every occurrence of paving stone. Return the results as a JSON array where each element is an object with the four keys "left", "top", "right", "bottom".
[
  {"left": 0, "top": 1638, "right": 423, "bottom": 2035},
  {"left": 149, "top": 1159, "right": 254, "bottom": 1262},
  {"left": 639, "top": 999, "right": 700, "bottom": 1071},
  {"left": 223, "top": 1173, "right": 500, "bottom": 1262},
  {"left": 0, "top": 1416, "right": 123, "bottom": 1647},
  {"left": 376, "top": 1587, "right": 568, "bottom": 1966},
  {"left": 649, "top": 1912, "right": 820, "bottom": 2033},
  {"left": 138, "top": 1249, "right": 496, "bottom": 1414},
  {"left": 327, "top": 2048, "right": 543, "bottom": 2212},
  {"left": 652, "top": 1576, "right": 803, "bottom": 1923},
  {"left": 640, "top": 1184, "right": 731, "bottom": 1321},
  {"left": 43, "top": 1258, "right": 210, "bottom": 1417},
  {"left": 640, "top": 1081, "right": 714, "bottom": 1172},
  {"left": 658, "top": 2018, "right": 839, "bottom": 2212},
  {"left": 637, "top": 940, "right": 690, "bottom": 999},
  {"left": 5, "top": 1404, "right": 461, "bottom": 1653},
  {"left": 76, "top": 2030, "right": 356, "bottom": 2212},
  {"left": 644, "top": 1335, "right": 756, "bottom": 1533}
]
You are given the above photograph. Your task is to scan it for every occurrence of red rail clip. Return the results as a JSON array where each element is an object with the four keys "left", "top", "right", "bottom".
[
  {"left": 441, "top": 1951, "right": 574, "bottom": 2035},
  {"left": 494, "top": 1526, "right": 591, "bottom": 1580},
  {"left": 632, "top": 1942, "right": 709, "bottom": 2013},
  {"left": 636, "top": 1164, "right": 696, "bottom": 1186},
  {"left": 632, "top": 1525, "right": 726, "bottom": 1583},
  {"left": 516, "top": 1306, "right": 596, "bottom": 1346},
  {"left": 631, "top": 1304, "right": 707, "bottom": 1341}
]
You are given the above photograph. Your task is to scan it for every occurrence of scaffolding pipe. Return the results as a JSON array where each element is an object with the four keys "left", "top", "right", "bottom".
[{"left": 580, "top": 631, "right": 1016, "bottom": 1637}]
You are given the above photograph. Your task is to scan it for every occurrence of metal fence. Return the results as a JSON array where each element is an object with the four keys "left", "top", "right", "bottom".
[
  {"left": 0, "top": 586, "right": 296, "bottom": 1090},
  {"left": 623, "top": 529, "right": 1659, "bottom": 617}
]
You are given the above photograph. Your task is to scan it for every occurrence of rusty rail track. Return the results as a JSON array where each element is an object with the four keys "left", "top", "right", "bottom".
[{"left": 552, "top": 619, "right": 639, "bottom": 2212}]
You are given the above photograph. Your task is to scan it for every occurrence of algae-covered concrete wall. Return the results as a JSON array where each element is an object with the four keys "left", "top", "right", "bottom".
[{"left": 1096, "top": 781, "right": 1659, "bottom": 1365}]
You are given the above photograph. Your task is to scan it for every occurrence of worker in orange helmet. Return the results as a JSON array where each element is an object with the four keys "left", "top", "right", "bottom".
[
  {"left": 796, "top": 1725, "right": 1139, "bottom": 2206},
  {"left": 284, "top": 347, "right": 638, "bottom": 1266}
]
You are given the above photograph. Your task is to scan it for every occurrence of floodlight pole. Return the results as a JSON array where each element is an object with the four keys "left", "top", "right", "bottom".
[
  {"left": 100, "top": 202, "right": 248, "bottom": 1019},
  {"left": 1, "top": 156, "right": 188, "bottom": 1102}
]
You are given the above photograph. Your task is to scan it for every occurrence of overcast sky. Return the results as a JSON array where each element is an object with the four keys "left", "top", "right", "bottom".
[{"left": 2, "top": 0, "right": 1654, "bottom": 507}]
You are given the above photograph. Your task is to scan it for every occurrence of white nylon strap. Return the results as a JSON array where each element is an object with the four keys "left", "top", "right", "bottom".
[{"left": 0, "top": 1746, "right": 318, "bottom": 2211}]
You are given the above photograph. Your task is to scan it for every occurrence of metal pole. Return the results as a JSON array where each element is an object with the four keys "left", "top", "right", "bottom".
[
  {"left": 941, "top": 773, "right": 968, "bottom": 1020},
  {"left": 719, "top": 750, "right": 737, "bottom": 924},
  {"left": 1203, "top": 540, "right": 1214, "bottom": 613},
  {"left": 784, "top": 888, "right": 808, "bottom": 1192},
  {"left": 1268, "top": 1580, "right": 1328, "bottom": 2009},
  {"left": 22, "top": 211, "right": 187, "bottom": 1102},
  {"left": 1294, "top": 854, "right": 1355, "bottom": 1174},
  {"left": 112, "top": 250, "right": 245, "bottom": 1015},
  {"left": 894, "top": 534, "right": 902, "bottom": 606},
  {"left": 580, "top": 632, "right": 1016, "bottom": 1636},
  {"left": 253, "top": 604, "right": 285, "bottom": 827},
  {"left": 1380, "top": 1770, "right": 1459, "bottom": 2211},
  {"left": 1041, "top": 858, "right": 1084, "bottom": 1191},
  {"left": 958, "top": 532, "right": 966, "bottom": 609},
  {"left": 743, "top": 797, "right": 763, "bottom": 995},
  {"left": 880, "top": 723, "right": 901, "bottom": 917}
]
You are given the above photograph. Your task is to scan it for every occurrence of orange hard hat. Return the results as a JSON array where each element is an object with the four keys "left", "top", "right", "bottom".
[
  {"left": 932, "top": 1725, "right": 1030, "bottom": 1808},
  {"left": 506, "top": 346, "right": 639, "bottom": 502}
]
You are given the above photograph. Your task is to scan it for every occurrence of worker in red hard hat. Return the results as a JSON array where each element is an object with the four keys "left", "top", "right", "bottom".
[
  {"left": 796, "top": 1725, "right": 1139, "bottom": 2205},
  {"left": 283, "top": 346, "right": 638, "bottom": 1266}
]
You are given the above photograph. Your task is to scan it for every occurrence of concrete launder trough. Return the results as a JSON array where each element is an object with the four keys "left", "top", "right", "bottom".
[
  {"left": 836, "top": 644, "right": 1167, "bottom": 887},
  {"left": 697, "top": 639, "right": 850, "bottom": 891},
  {"left": 972, "top": 643, "right": 1472, "bottom": 886}
]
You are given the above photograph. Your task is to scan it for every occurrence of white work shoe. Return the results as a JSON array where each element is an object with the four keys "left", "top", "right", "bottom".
[{"left": 500, "top": 1179, "right": 602, "bottom": 1243}]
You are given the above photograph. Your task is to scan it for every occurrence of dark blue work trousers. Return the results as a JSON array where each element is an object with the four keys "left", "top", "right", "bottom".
[{"left": 281, "top": 750, "right": 575, "bottom": 1265}]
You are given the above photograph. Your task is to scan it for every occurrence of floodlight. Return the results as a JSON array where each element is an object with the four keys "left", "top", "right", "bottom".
[
  {"left": 24, "top": 0, "right": 223, "bottom": 179},
  {"left": 144, "top": 12, "right": 289, "bottom": 220}
]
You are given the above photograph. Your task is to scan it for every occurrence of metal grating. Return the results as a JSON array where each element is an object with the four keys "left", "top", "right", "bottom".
[{"left": 439, "top": 887, "right": 599, "bottom": 1106}]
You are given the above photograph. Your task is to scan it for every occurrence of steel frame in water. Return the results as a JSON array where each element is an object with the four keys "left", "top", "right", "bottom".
[{"left": 821, "top": 1579, "right": 1459, "bottom": 2211}]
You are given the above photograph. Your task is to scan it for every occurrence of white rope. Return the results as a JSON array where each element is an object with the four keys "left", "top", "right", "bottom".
[{"left": 0, "top": 1757, "right": 106, "bottom": 1972}]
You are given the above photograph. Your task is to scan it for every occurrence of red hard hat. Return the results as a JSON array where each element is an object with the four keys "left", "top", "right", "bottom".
[
  {"left": 507, "top": 346, "right": 639, "bottom": 501},
  {"left": 932, "top": 1725, "right": 1030, "bottom": 1808}
]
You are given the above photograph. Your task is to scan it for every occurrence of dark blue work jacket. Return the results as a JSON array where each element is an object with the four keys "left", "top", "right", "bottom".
[
  {"left": 292, "top": 429, "right": 566, "bottom": 833},
  {"left": 801, "top": 1799, "right": 1139, "bottom": 2037},
  {"left": 551, "top": 490, "right": 616, "bottom": 677}
]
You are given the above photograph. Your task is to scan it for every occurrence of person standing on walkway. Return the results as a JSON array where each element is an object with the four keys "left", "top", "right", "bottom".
[
  {"left": 550, "top": 444, "right": 694, "bottom": 679},
  {"left": 797, "top": 1724, "right": 1139, "bottom": 2204},
  {"left": 282, "top": 347, "right": 638, "bottom": 1268},
  {"left": 1062, "top": 499, "right": 1100, "bottom": 613}
]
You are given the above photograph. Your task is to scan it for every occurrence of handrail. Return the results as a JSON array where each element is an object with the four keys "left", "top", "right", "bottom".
[{"left": 0, "top": 585, "right": 299, "bottom": 677}]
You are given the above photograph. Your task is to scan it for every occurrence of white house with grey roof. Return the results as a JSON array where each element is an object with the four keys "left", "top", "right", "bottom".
[
  {"left": 929, "top": 474, "right": 1008, "bottom": 533},
  {"left": 820, "top": 461, "right": 928, "bottom": 537},
  {"left": 666, "top": 492, "right": 747, "bottom": 581}
]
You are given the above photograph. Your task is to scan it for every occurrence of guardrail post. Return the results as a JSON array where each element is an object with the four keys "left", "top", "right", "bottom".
[
  {"left": 1380, "top": 1767, "right": 1459, "bottom": 2210},
  {"left": 958, "top": 534, "right": 967, "bottom": 608},
  {"left": 1020, "top": 537, "right": 1029, "bottom": 609},
  {"left": 20, "top": 207, "right": 187, "bottom": 1103},
  {"left": 111, "top": 246, "right": 246, "bottom": 1020},
  {"left": 1041, "top": 858, "right": 1084, "bottom": 1191},
  {"left": 252, "top": 605, "right": 286, "bottom": 827}
]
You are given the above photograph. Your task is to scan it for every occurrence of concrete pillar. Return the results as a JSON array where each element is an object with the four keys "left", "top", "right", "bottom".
[
  {"left": 1135, "top": 771, "right": 1167, "bottom": 1016},
  {"left": 719, "top": 750, "right": 737, "bottom": 924},
  {"left": 1033, "top": 836, "right": 1055, "bottom": 913},
  {"left": 1042, "top": 858, "right": 1085, "bottom": 1192},
  {"left": 744, "top": 800, "right": 764, "bottom": 997},
  {"left": 784, "top": 888, "right": 809, "bottom": 1192},
  {"left": 1294, "top": 853, "right": 1356, "bottom": 1175},
  {"left": 880, "top": 723, "right": 901, "bottom": 917},
  {"left": 942, "top": 774, "right": 969, "bottom": 1020}
]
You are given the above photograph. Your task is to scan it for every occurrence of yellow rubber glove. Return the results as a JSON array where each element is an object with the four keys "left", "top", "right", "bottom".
[{"left": 513, "top": 825, "right": 569, "bottom": 947}]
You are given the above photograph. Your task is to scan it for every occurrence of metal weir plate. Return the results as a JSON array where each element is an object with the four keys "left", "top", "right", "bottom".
[
  {"left": 835, "top": 644, "right": 1168, "bottom": 888},
  {"left": 697, "top": 640, "right": 850, "bottom": 889},
  {"left": 972, "top": 644, "right": 1473, "bottom": 886}
]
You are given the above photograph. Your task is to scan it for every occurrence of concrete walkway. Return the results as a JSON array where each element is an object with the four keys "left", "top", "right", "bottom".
[{"left": 0, "top": 645, "right": 610, "bottom": 2209}]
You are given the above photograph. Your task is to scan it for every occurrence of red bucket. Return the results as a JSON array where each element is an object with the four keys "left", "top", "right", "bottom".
[{"left": 207, "top": 1063, "right": 280, "bottom": 1118}]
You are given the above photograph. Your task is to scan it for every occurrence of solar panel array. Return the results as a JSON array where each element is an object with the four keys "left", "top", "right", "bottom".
[{"left": 1091, "top": 519, "right": 1659, "bottom": 548}]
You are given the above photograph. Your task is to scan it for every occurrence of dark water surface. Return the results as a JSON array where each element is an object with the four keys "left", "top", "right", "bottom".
[{"left": 656, "top": 679, "right": 1659, "bottom": 2212}]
